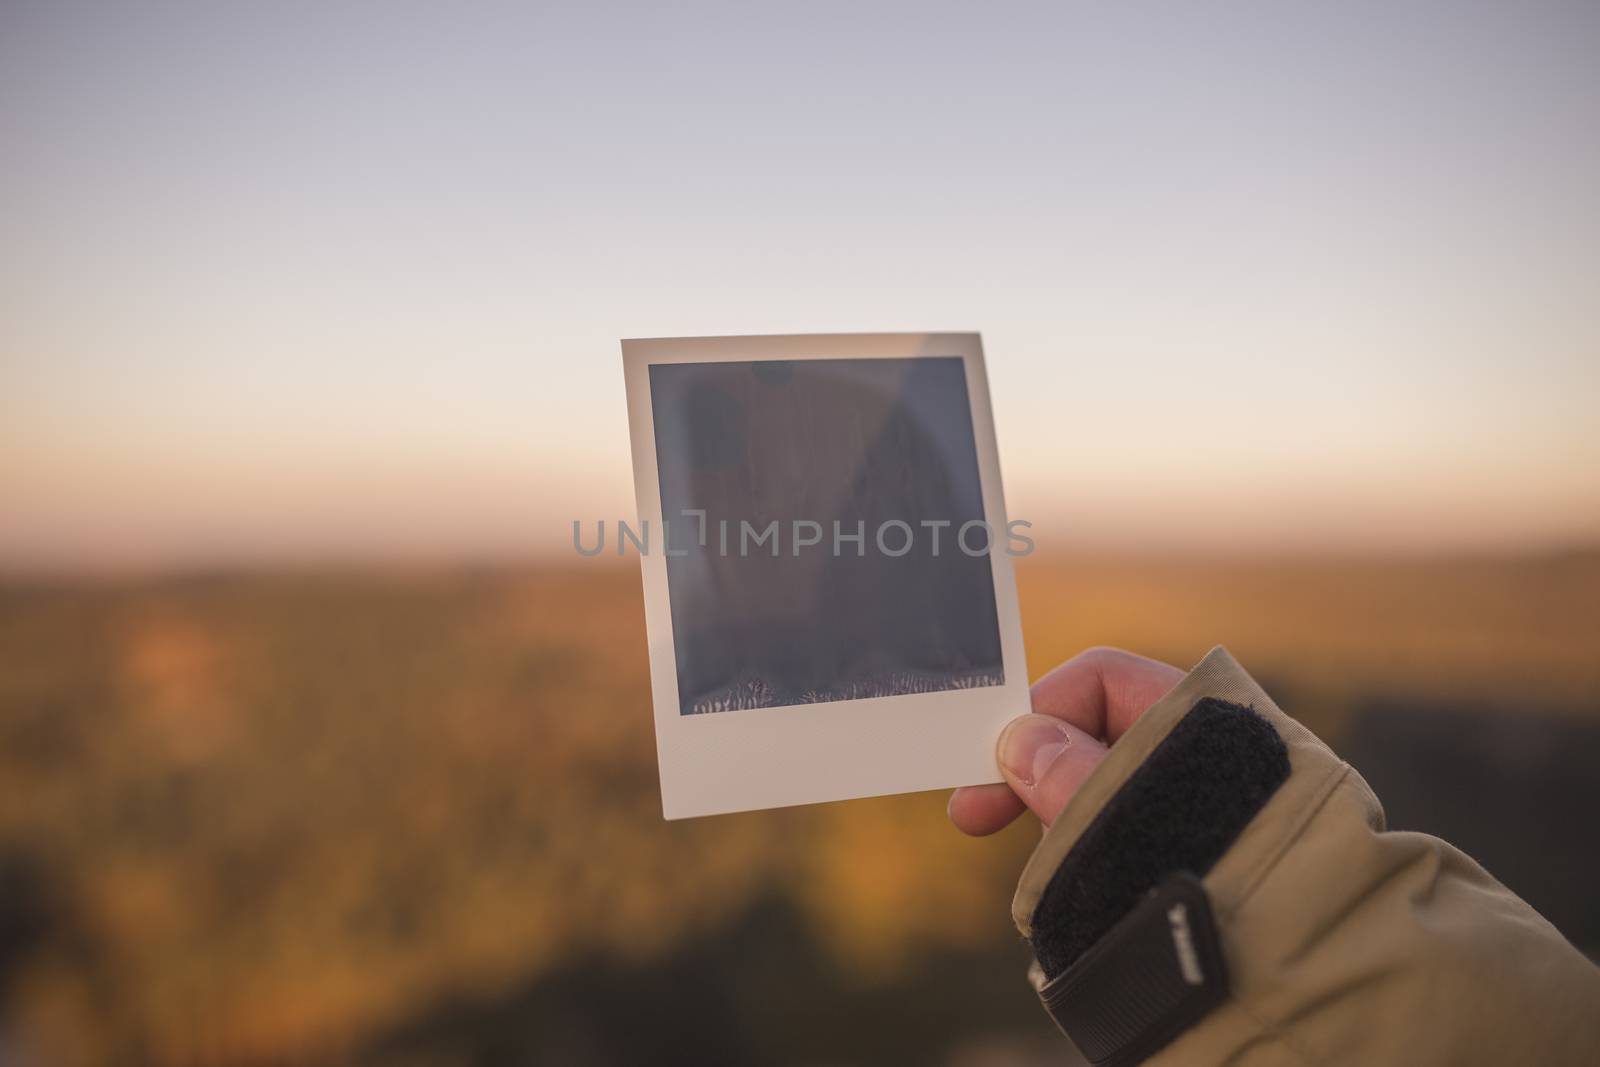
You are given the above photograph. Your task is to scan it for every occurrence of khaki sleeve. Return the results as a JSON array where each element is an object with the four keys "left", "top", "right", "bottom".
[{"left": 1013, "top": 646, "right": 1600, "bottom": 1066}]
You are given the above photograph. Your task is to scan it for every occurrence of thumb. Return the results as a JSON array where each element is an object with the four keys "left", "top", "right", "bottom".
[{"left": 997, "top": 714, "right": 1110, "bottom": 827}]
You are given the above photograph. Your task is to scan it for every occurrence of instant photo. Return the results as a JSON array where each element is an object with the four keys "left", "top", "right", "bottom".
[
  {"left": 624, "top": 333, "right": 1029, "bottom": 818},
  {"left": 649, "top": 357, "right": 1005, "bottom": 715}
]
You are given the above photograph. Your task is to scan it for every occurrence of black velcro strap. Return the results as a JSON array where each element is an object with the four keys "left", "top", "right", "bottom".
[
  {"left": 1039, "top": 873, "right": 1228, "bottom": 1067},
  {"left": 1029, "top": 698, "right": 1289, "bottom": 980}
]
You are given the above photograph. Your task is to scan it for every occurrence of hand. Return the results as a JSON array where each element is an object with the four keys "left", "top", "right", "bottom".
[{"left": 948, "top": 647, "right": 1184, "bottom": 835}]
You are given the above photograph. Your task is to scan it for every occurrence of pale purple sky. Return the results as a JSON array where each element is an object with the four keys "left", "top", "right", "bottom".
[{"left": 3, "top": 1, "right": 1597, "bottom": 569}]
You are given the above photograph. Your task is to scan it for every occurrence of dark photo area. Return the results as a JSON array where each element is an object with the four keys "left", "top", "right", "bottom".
[{"left": 649, "top": 357, "right": 1004, "bottom": 714}]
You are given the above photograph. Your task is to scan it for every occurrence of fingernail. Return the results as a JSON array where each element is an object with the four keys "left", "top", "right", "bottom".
[{"left": 999, "top": 715, "right": 1072, "bottom": 787}]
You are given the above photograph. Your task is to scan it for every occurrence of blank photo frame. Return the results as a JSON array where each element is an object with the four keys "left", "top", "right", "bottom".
[{"left": 622, "top": 333, "right": 1029, "bottom": 818}]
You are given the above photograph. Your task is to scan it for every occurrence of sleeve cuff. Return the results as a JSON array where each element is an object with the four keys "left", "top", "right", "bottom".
[
  {"left": 1011, "top": 646, "right": 1340, "bottom": 1064},
  {"left": 1024, "top": 694, "right": 1289, "bottom": 979},
  {"left": 1012, "top": 645, "right": 1315, "bottom": 941}
]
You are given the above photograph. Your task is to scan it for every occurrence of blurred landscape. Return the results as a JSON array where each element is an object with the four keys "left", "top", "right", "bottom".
[
  {"left": 5, "top": 6, "right": 1599, "bottom": 1063},
  {"left": 2, "top": 552, "right": 1597, "bottom": 1067}
]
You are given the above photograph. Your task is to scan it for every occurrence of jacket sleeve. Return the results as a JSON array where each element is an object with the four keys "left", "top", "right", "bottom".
[{"left": 1011, "top": 645, "right": 1600, "bottom": 1066}]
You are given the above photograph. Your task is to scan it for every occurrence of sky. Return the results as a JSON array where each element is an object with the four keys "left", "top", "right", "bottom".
[{"left": 3, "top": 0, "right": 1598, "bottom": 570}]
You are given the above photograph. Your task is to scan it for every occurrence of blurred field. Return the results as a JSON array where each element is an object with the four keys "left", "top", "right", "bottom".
[{"left": 1, "top": 554, "right": 1597, "bottom": 1066}]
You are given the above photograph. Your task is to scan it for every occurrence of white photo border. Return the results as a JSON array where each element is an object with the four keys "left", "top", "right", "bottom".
[{"left": 622, "top": 333, "right": 1030, "bottom": 819}]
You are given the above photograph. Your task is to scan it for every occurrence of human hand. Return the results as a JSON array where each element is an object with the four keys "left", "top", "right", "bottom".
[{"left": 948, "top": 647, "right": 1184, "bottom": 835}]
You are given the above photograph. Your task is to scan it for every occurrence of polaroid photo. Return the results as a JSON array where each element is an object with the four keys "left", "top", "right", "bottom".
[{"left": 622, "top": 333, "right": 1030, "bottom": 818}]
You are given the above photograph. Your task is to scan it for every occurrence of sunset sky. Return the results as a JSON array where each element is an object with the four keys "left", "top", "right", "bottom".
[{"left": 4, "top": 1, "right": 1597, "bottom": 570}]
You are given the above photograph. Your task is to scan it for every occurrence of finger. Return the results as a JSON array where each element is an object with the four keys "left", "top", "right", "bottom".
[
  {"left": 1030, "top": 647, "right": 1184, "bottom": 743},
  {"left": 996, "top": 714, "right": 1110, "bottom": 826},
  {"left": 947, "top": 782, "right": 1027, "bottom": 836},
  {"left": 948, "top": 648, "right": 1186, "bottom": 836}
]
